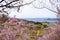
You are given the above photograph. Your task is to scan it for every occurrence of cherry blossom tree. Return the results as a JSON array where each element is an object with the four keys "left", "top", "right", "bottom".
[
  {"left": 49, "top": 0, "right": 60, "bottom": 25},
  {"left": 0, "top": 0, "right": 35, "bottom": 22},
  {"left": 32, "top": 0, "right": 60, "bottom": 25},
  {"left": 0, "top": 0, "right": 60, "bottom": 25},
  {"left": 0, "top": 0, "right": 35, "bottom": 15}
]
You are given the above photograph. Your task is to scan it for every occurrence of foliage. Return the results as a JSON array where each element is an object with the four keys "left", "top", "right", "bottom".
[
  {"left": 34, "top": 22, "right": 43, "bottom": 25},
  {"left": 1, "top": 14, "right": 8, "bottom": 22},
  {"left": 0, "top": 18, "right": 50, "bottom": 40},
  {"left": 36, "top": 29, "right": 42, "bottom": 36},
  {"left": 43, "top": 24, "right": 48, "bottom": 28}
]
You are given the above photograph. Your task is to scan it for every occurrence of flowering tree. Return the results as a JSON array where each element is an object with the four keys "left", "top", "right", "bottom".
[
  {"left": 0, "top": 0, "right": 60, "bottom": 24},
  {"left": 32, "top": 0, "right": 60, "bottom": 25},
  {"left": 49, "top": 0, "right": 60, "bottom": 25},
  {"left": 0, "top": 0, "right": 35, "bottom": 22},
  {"left": 0, "top": 0, "right": 35, "bottom": 15}
]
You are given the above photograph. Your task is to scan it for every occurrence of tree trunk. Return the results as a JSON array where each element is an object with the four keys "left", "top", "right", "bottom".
[{"left": 57, "top": 8, "right": 60, "bottom": 25}]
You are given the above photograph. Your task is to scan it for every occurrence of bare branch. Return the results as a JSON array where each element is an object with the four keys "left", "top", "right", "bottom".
[
  {"left": 0, "top": 0, "right": 35, "bottom": 8},
  {"left": 0, "top": 0, "right": 4, "bottom": 3},
  {"left": 32, "top": 0, "right": 45, "bottom": 9},
  {"left": 0, "top": 0, "right": 35, "bottom": 15},
  {"left": 0, "top": 0, "right": 18, "bottom": 7},
  {"left": 45, "top": 7, "right": 58, "bottom": 13}
]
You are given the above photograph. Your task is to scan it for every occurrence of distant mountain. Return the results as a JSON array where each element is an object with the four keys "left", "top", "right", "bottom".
[{"left": 20, "top": 18, "right": 60, "bottom": 22}]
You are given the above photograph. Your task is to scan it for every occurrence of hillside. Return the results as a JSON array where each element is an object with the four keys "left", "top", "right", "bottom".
[{"left": 0, "top": 18, "right": 60, "bottom": 40}]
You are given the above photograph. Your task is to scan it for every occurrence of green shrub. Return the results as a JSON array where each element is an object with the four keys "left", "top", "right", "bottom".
[
  {"left": 43, "top": 25, "right": 48, "bottom": 28},
  {"left": 34, "top": 22, "right": 42, "bottom": 25}
]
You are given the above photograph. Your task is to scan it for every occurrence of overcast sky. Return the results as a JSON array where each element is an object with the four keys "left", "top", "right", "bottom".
[{"left": 8, "top": 0, "right": 57, "bottom": 18}]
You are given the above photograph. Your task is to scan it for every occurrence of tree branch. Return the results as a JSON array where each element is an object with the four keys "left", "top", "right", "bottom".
[
  {"left": 0, "top": 0, "right": 18, "bottom": 7},
  {"left": 0, "top": 0, "right": 35, "bottom": 15},
  {"left": 0, "top": 0, "right": 4, "bottom": 3},
  {"left": 45, "top": 7, "right": 58, "bottom": 13},
  {"left": 0, "top": 0, "right": 35, "bottom": 8}
]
